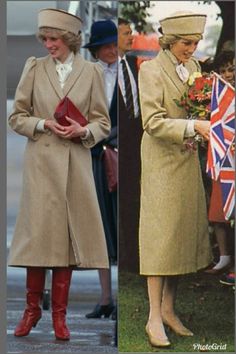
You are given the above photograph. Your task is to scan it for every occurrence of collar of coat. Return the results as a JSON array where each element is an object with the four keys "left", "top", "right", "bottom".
[
  {"left": 43, "top": 53, "right": 86, "bottom": 99},
  {"left": 156, "top": 49, "right": 197, "bottom": 96}
]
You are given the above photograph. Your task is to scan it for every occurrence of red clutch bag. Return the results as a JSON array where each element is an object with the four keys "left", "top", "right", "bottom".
[
  {"left": 103, "top": 145, "right": 118, "bottom": 193},
  {"left": 54, "top": 96, "right": 88, "bottom": 143}
]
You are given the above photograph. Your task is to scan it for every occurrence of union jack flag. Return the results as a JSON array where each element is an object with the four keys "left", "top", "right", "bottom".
[
  {"left": 206, "top": 72, "right": 235, "bottom": 220},
  {"left": 219, "top": 145, "right": 235, "bottom": 220}
]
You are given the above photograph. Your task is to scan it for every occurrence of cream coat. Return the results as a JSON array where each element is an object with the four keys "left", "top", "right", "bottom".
[
  {"left": 8, "top": 54, "right": 111, "bottom": 268},
  {"left": 138, "top": 50, "right": 212, "bottom": 275}
]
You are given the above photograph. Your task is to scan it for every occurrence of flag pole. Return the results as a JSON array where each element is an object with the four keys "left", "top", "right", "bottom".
[{"left": 211, "top": 71, "right": 235, "bottom": 91}]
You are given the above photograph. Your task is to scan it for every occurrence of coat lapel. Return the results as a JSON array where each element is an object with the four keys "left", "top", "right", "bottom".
[
  {"left": 44, "top": 55, "right": 64, "bottom": 99},
  {"left": 43, "top": 54, "right": 86, "bottom": 100},
  {"left": 63, "top": 54, "right": 86, "bottom": 97},
  {"left": 157, "top": 50, "right": 187, "bottom": 96}
]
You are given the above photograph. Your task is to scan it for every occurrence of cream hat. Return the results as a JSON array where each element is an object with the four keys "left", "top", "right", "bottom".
[
  {"left": 160, "top": 11, "right": 206, "bottom": 36},
  {"left": 38, "top": 8, "right": 83, "bottom": 35}
]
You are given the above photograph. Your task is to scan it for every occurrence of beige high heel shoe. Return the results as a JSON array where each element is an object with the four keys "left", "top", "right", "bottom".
[
  {"left": 162, "top": 315, "right": 194, "bottom": 336},
  {"left": 145, "top": 323, "right": 171, "bottom": 347}
]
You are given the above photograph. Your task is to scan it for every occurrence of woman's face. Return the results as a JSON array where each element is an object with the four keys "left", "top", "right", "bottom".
[
  {"left": 96, "top": 42, "right": 118, "bottom": 65},
  {"left": 42, "top": 34, "right": 71, "bottom": 63},
  {"left": 170, "top": 38, "right": 199, "bottom": 64}
]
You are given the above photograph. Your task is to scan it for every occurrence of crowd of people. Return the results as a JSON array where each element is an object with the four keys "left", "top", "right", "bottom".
[{"left": 8, "top": 4, "right": 234, "bottom": 351}]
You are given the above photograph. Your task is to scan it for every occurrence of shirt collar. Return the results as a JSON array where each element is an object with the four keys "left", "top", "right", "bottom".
[
  {"left": 119, "top": 55, "right": 129, "bottom": 63},
  {"left": 55, "top": 52, "right": 74, "bottom": 65},
  {"left": 98, "top": 59, "right": 118, "bottom": 73},
  {"left": 165, "top": 50, "right": 189, "bottom": 83}
]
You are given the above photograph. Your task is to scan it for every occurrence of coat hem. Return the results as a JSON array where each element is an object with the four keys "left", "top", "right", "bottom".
[
  {"left": 139, "top": 259, "right": 213, "bottom": 276},
  {"left": 8, "top": 263, "right": 109, "bottom": 269}
]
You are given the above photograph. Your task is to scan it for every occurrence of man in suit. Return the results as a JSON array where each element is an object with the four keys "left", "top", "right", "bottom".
[{"left": 118, "top": 17, "right": 143, "bottom": 272}]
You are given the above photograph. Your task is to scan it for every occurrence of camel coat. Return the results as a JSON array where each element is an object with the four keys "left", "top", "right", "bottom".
[
  {"left": 138, "top": 50, "right": 212, "bottom": 275},
  {"left": 8, "top": 54, "right": 111, "bottom": 268}
]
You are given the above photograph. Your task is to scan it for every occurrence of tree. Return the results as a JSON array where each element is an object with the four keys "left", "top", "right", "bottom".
[
  {"left": 215, "top": 1, "right": 235, "bottom": 55},
  {"left": 119, "top": 1, "right": 153, "bottom": 33}
]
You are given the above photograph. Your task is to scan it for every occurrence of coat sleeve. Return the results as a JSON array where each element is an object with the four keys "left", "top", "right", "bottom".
[
  {"left": 81, "top": 63, "right": 111, "bottom": 148},
  {"left": 8, "top": 57, "right": 43, "bottom": 141},
  {"left": 138, "top": 60, "right": 188, "bottom": 145}
]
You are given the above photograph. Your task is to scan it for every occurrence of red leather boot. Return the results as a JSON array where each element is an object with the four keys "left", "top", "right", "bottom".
[
  {"left": 14, "top": 267, "right": 46, "bottom": 336},
  {"left": 51, "top": 267, "right": 73, "bottom": 340}
]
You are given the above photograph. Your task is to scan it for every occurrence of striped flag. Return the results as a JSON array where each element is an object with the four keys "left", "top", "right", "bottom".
[
  {"left": 206, "top": 73, "right": 235, "bottom": 179},
  {"left": 206, "top": 72, "right": 235, "bottom": 220},
  {"left": 219, "top": 145, "right": 235, "bottom": 220}
]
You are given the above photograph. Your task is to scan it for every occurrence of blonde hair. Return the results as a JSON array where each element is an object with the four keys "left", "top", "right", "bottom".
[
  {"left": 159, "top": 33, "right": 202, "bottom": 49},
  {"left": 37, "top": 27, "right": 81, "bottom": 53}
]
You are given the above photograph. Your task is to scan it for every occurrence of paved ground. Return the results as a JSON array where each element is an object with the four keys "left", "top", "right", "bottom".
[{"left": 7, "top": 267, "right": 118, "bottom": 353}]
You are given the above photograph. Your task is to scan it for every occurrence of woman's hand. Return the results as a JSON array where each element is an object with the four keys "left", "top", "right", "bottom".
[
  {"left": 44, "top": 117, "right": 88, "bottom": 139},
  {"left": 194, "top": 120, "right": 210, "bottom": 141},
  {"left": 58, "top": 116, "right": 88, "bottom": 139},
  {"left": 44, "top": 119, "right": 66, "bottom": 136}
]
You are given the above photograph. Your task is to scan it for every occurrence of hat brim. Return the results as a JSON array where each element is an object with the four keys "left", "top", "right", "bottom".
[{"left": 83, "top": 35, "right": 117, "bottom": 48}]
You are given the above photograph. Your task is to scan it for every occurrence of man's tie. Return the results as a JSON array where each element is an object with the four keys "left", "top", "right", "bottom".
[{"left": 121, "top": 59, "right": 135, "bottom": 119}]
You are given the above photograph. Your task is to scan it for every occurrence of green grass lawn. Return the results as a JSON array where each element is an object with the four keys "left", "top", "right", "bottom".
[{"left": 118, "top": 271, "right": 235, "bottom": 352}]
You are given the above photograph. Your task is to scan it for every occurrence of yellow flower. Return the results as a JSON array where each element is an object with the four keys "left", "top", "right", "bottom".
[
  {"left": 188, "top": 72, "right": 202, "bottom": 86},
  {"left": 199, "top": 111, "right": 206, "bottom": 118}
]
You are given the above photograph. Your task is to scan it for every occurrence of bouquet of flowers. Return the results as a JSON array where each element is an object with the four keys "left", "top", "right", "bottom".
[{"left": 174, "top": 72, "right": 213, "bottom": 151}]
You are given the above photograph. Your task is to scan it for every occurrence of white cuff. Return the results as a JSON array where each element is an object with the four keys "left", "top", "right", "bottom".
[
  {"left": 36, "top": 119, "right": 47, "bottom": 133},
  {"left": 184, "top": 120, "right": 195, "bottom": 137},
  {"left": 80, "top": 128, "right": 91, "bottom": 140}
]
